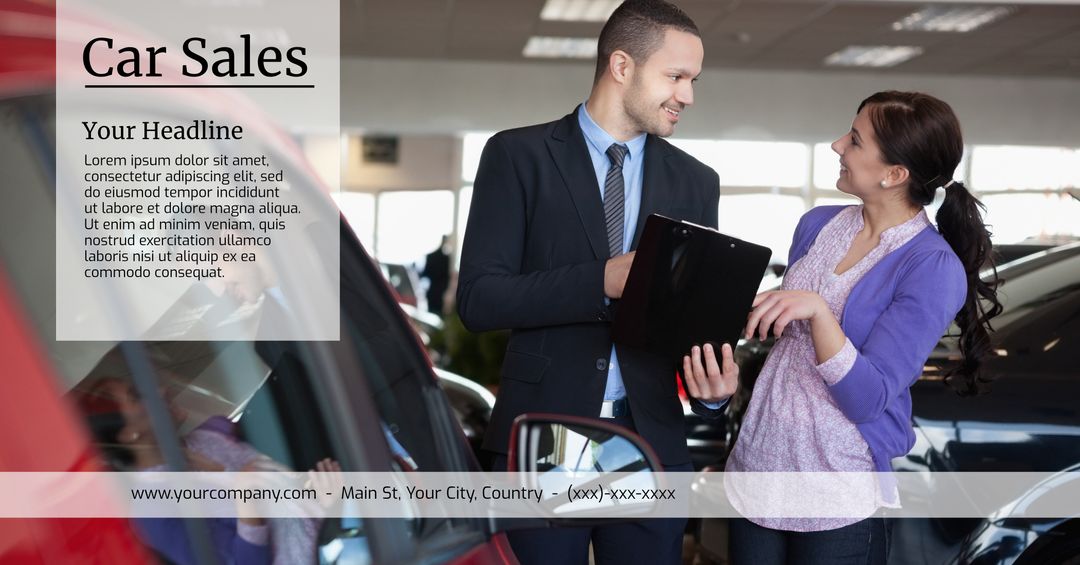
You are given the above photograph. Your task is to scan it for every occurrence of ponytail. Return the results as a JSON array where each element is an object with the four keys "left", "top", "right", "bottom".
[
  {"left": 934, "top": 181, "right": 1003, "bottom": 395},
  {"left": 858, "top": 91, "right": 1004, "bottom": 395}
]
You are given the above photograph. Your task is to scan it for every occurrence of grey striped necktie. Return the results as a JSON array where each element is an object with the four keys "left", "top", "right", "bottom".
[{"left": 604, "top": 143, "right": 629, "bottom": 259}]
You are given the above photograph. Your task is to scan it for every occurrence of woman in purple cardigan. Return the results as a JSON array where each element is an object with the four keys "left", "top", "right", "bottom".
[{"left": 684, "top": 91, "right": 1002, "bottom": 564}]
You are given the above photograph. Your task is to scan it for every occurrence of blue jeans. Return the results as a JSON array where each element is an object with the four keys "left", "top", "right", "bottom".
[{"left": 729, "top": 517, "right": 889, "bottom": 565}]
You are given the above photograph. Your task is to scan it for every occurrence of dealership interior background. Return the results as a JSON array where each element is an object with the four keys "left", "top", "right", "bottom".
[
  {"left": 3, "top": 0, "right": 1080, "bottom": 563},
  {"left": 301, "top": 0, "right": 1079, "bottom": 279}
]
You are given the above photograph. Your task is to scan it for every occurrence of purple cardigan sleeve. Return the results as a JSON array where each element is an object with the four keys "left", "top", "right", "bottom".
[
  {"left": 233, "top": 529, "right": 272, "bottom": 565},
  {"left": 825, "top": 250, "right": 966, "bottom": 423},
  {"left": 135, "top": 517, "right": 271, "bottom": 565}
]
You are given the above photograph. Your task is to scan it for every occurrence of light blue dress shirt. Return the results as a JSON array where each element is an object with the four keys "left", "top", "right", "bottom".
[
  {"left": 577, "top": 103, "right": 646, "bottom": 402},
  {"left": 578, "top": 103, "right": 725, "bottom": 411}
]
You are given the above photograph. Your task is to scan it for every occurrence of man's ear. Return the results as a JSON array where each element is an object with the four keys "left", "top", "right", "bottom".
[{"left": 609, "top": 50, "right": 633, "bottom": 85}]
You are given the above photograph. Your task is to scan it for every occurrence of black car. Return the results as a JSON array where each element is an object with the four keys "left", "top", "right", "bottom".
[{"left": 691, "top": 242, "right": 1080, "bottom": 564}]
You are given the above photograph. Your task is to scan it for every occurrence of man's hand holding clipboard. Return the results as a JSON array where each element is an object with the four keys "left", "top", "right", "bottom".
[{"left": 682, "top": 342, "right": 739, "bottom": 404}]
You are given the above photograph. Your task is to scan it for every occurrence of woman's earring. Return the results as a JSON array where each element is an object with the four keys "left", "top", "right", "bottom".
[{"left": 880, "top": 180, "right": 887, "bottom": 188}]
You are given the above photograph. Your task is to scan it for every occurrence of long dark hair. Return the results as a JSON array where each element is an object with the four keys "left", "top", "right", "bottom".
[{"left": 858, "top": 91, "right": 1003, "bottom": 395}]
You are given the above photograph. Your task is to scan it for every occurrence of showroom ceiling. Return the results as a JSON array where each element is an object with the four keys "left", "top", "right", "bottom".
[{"left": 340, "top": 0, "right": 1080, "bottom": 77}]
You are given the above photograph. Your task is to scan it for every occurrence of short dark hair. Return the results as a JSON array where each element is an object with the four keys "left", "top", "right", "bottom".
[{"left": 594, "top": 0, "right": 700, "bottom": 83}]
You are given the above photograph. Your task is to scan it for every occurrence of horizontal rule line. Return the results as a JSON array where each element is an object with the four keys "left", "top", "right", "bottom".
[{"left": 83, "top": 84, "right": 316, "bottom": 89}]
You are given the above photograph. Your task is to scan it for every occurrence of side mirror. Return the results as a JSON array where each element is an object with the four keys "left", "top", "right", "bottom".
[{"left": 507, "top": 414, "right": 664, "bottom": 521}]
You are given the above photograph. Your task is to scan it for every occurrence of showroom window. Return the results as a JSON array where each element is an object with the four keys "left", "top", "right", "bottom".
[
  {"left": 652, "top": 138, "right": 813, "bottom": 262},
  {"left": 970, "top": 145, "right": 1080, "bottom": 191},
  {"left": 979, "top": 192, "right": 1080, "bottom": 244},
  {"left": 332, "top": 191, "right": 376, "bottom": 250},
  {"left": 457, "top": 186, "right": 473, "bottom": 267},
  {"left": 376, "top": 190, "right": 456, "bottom": 264},
  {"left": 718, "top": 194, "right": 806, "bottom": 266},
  {"left": 970, "top": 145, "right": 1080, "bottom": 243},
  {"left": 461, "top": 132, "right": 495, "bottom": 185},
  {"left": 670, "top": 139, "right": 809, "bottom": 188},
  {"left": 456, "top": 136, "right": 1080, "bottom": 268}
]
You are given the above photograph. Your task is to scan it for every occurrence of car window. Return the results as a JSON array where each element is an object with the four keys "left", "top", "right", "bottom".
[
  {"left": 0, "top": 93, "right": 487, "bottom": 564},
  {"left": 70, "top": 340, "right": 347, "bottom": 564},
  {"left": 0, "top": 94, "right": 373, "bottom": 565}
]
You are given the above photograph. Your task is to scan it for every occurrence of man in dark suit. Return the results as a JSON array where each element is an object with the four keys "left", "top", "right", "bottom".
[
  {"left": 421, "top": 235, "right": 451, "bottom": 315},
  {"left": 457, "top": 1, "right": 739, "bottom": 563}
]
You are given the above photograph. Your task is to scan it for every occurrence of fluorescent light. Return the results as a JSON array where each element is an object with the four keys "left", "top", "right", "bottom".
[
  {"left": 540, "top": 0, "right": 622, "bottom": 22},
  {"left": 824, "top": 45, "right": 924, "bottom": 67},
  {"left": 523, "top": 36, "right": 598, "bottom": 59},
  {"left": 892, "top": 5, "right": 1016, "bottom": 32}
]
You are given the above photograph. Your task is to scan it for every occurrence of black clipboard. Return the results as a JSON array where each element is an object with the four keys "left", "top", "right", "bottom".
[{"left": 611, "top": 214, "right": 771, "bottom": 362}]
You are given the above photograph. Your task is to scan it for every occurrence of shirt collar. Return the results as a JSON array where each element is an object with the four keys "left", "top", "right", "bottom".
[{"left": 578, "top": 102, "right": 647, "bottom": 163}]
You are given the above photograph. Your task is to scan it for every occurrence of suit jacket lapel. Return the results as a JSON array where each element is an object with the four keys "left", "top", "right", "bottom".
[
  {"left": 632, "top": 135, "right": 673, "bottom": 250},
  {"left": 545, "top": 109, "right": 608, "bottom": 260}
]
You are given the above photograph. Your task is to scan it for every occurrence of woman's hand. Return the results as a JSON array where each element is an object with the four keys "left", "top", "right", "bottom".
[
  {"left": 237, "top": 459, "right": 269, "bottom": 526},
  {"left": 682, "top": 343, "right": 738, "bottom": 404},
  {"left": 307, "top": 458, "right": 343, "bottom": 511},
  {"left": 745, "top": 290, "right": 828, "bottom": 340}
]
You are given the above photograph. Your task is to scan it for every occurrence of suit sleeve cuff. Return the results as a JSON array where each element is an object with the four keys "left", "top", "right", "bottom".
[
  {"left": 816, "top": 338, "right": 857, "bottom": 386},
  {"left": 697, "top": 397, "right": 729, "bottom": 411},
  {"left": 691, "top": 395, "right": 734, "bottom": 412}
]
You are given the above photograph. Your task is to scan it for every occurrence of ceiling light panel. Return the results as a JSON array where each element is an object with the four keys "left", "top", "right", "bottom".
[
  {"left": 523, "top": 36, "right": 598, "bottom": 59},
  {"left": 824, "top": 46, "right": 925, "bottom": 67},
  {"left": 540, "top": 0, "right": 622, "bottom": 22},
  {"left": 892, "top": 5, "right": 1017, "bottom": 32}
]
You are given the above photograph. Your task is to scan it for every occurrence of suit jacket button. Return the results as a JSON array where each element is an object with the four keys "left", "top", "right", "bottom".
[
  {"left": 597, "top": 310, "right": 608, "bottom": 321},
  {"left": 596, "top": 358, "right": 608, "bottom": 371}
]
